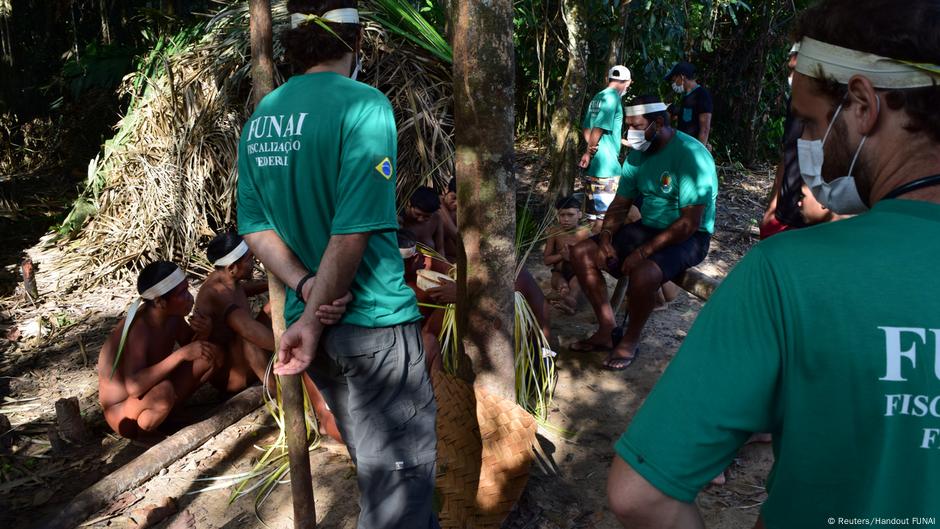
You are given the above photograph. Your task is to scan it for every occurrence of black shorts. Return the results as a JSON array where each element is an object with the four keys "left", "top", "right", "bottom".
[{"left": 592, "top": 222, "right": 711, "bottom": 282}]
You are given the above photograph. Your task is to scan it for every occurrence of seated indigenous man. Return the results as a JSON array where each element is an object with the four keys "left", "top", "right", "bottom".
[
  {"left": 194, "top": 233, "right": 349, "bottom": 441},
  {"left": 399, "top": 186, "right": 445, "bottom": 251},
  {"left": 570, "top": 95, "right": 717, "bottom": 370},
  {"left": 98, "top": 261, "right": 222, "bottom": 438},
  {"left": 607, "top": 2, "right": 940, "bottom": 527}
]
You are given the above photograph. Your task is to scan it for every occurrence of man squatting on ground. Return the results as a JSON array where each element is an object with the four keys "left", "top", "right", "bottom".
[
  {"left": 570, "top": 95, "right": 718, "bottom": 371},
  {"left": 194, "top": 233, "right": 348, "bottom": 441},
  {"left": 236, "top": 1, "right": 439, "bottom": 527},
  {"left": 607, "top": 1, "right": 940, "bottom": 527},
  {"left": 97, "top": 262, "right": 220, "bottom": 438},
  {"left": 97, "top": 257, "right": 348, "bottom": 439},
  {"left": 579, "top": 65, "right": 632, "bottom": 233}
]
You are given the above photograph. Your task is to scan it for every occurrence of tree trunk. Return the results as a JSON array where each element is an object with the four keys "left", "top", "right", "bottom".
[
  {"left": 548, "top": 0, "right": 589, "bottom": 196},
  {"left": 605, "top": 0, "right": 632, "bottom": 71},
  {"left": 453, "top": 0, "right": 516, "bottom": 401},
  {"left": 249, "top": 0, "right": 276, "bottom": 108}
]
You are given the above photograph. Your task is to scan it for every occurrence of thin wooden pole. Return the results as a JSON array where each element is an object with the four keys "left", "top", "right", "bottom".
[
  {"left": 269, "top": 277, "right": 317, "bottom": 529},
  {"left": 248, "top": 1, "right": 316, "bottom": 527}
]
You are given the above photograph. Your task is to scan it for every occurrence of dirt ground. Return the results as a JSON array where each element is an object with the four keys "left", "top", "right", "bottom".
[{"left": 0, "top": 151, "right": 776, "bottom": 529}]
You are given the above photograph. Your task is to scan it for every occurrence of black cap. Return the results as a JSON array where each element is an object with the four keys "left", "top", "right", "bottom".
[{"left": 664, "top": 61, "right": 695, "bottom": 81}]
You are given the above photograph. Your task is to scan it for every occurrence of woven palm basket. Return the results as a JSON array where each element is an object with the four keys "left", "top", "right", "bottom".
[{"left": 433, "top": 371, "right": 538, "bottom": 529}]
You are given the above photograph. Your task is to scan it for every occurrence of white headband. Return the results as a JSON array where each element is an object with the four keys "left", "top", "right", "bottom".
[
  {"left": 625, "top": 102, "right": 668, "bottom": 116},
  {"left": 290, "top": 8, "right": 360, "bottom": 29},
  {"left": 796, "top": 37, "right": 940, "bottom": 89},
  {"left": 140, "top": 268, "right": 186, "bottom": 300},
  {"left": 213, "top": 240, "right": 249, "bottom": 267},
  {"left": 400, "top": 246, "right": 417, "bottom": 259},
  {"left": 112, "top": 267, "right": 186, "bottom": 377}
]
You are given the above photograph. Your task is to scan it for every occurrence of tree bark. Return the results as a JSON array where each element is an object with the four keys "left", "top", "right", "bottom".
[
  {"left": 249, "top": 0, "right": 276, "bottom": 109},
  {"left": 548, "top": 0, "right": 589, "bottom": 196},
  {"left": 453, "top": 0, "right": 516, "bottom": 401},
  {"left": 605, "top": 0, "right": 632, "bottom": 71}
]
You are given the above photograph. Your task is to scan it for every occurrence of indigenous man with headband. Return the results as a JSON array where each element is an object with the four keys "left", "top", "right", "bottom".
[
  {"left": 607, "top": 1, "right": 940, "bottom": 527},
  {"left": 194, "top": 233, "right": 349, "bottom": 441},
  {"left": 97, "top": 261, "right": 222, "bottom": 438},
  {"left": 570, "top": 95, "right": 717, "bottom": 371},
  {"left": 579, "top": 65, "right": 632, "bottom": 233},
  {"left": 237, "top": 1, "right": 438, "bottom": 527}
]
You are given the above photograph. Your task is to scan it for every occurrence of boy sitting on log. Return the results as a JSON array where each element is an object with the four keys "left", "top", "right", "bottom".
[
  {"left": 97, "top": 261, "right": 222, "bottom": 438},
  {"left": 194, "top": 233, "right": 350, "bottom": 442}
]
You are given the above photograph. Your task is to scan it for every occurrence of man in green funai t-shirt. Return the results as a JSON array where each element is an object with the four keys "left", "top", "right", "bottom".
[
  {"left": 607, "top": 1, "right": 940, "bottom": 528},
  {"left": 570, "top": 95, "right": 717, "bottom": 371},
  {"left": 236, "top": 3, "right": 437, "bottom": 528},
  {"left": 579, "top": 65, "right": 632, "bottom": 233}
]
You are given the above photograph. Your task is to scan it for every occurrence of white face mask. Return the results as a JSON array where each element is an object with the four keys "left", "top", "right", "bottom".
[
  {"left": 627, "top": 122, "right": 654, "bottom": 152},
  {"left": 672, "top": 82, "right": 684, "bottom": 94},
  {"left": 796, "top": 97, "right": 877, "bottom": 215}
]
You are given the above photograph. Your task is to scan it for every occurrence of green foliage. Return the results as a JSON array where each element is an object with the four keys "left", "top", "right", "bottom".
[
  {"left": 60, "top": 42, "right": 136, "bottom": 100},
  {"left": 514, "top": 0, "right": 811, "bottom": 165},
  {"left": 366, "top": 0, "right": 452, "bottom": 63}
]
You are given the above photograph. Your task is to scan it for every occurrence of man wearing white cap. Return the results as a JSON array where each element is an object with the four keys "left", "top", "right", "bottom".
[
  {"left": 570, "top": 95, "right": 717, "bottom": 371},
  {"left": 237, "top": 1, "right": 439, "bottom": 527},
  {"left": 607, "top": 1, "right": 940, "bottom": 527},
  {"left": 579, "top": 65, "right": 632, "bottom": 233}
]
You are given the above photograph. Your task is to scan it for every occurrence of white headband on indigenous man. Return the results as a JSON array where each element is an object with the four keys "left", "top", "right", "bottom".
[
  {"left": 796, "top": 37, "right": 940, "bottom": 89},
  {"left": 290, "top": 8, "right": 360, "bottom": 29},
  {"left": 112, "top": 267, "right": 186, "bottom": 377},
  {"left": 625, "top": 102, "right": 668, "bottom": 117},
  {"left": 213, "top": 240, "right": 249, "bottom": 267}
]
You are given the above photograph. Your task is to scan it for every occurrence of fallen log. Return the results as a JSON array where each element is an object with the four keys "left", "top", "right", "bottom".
[
  {"left": 673, "top": 267, "right": 721, "bottom": 301},
  {"left": 38, "top": 386, "right": 263, "bottom": 529},
  {"left": 609, "top": 266, "right": 722, "bottom": 313}
]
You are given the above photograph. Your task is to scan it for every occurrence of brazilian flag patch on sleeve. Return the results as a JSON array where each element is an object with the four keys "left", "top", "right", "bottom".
[{"left": 375, "top": 157, "right": 393, "bottom": 180}]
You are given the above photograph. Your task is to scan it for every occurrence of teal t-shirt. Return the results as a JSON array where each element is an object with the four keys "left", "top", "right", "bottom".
[
  {"left": 237, "top": 72, "right": 420, "bottom": 328},
  {"left": 583, "top": 87, "right": 623, "bottom": 179},
  {"left": 616, "top": 131, "right": 717, "bottom": 234},
  {"left": 616, "top": 199, "right": 940, "bottom": 527}
]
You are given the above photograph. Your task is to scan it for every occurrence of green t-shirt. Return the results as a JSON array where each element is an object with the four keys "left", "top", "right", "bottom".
[
  {"left": 616, "top": 131, "right": 717, "bottom": 234},
  {"left": 237, "top": 72, "right": 420, "bottom": 328},
  {"left": 582, "top": 87, "right": 623, "bottom": 179},
  {"left": 616, "top": 199, "right": 940, "bottom": 528}
]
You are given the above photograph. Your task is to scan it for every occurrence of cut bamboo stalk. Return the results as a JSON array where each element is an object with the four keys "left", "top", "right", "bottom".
[{"left": 268, "top": 276, "right": 317, "bottom": 529}]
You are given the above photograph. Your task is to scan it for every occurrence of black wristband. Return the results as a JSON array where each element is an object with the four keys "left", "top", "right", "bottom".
[{"left": 295, "top": 272, "right": 315, "bottom": 304}]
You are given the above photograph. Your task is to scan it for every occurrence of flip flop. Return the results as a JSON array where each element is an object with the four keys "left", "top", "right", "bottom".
[
  {"left": 569, "top": 339, "right": 612, "bottom": 353},
  {"left": 602, "top": 348, "right": 640, "bottom": 371}
]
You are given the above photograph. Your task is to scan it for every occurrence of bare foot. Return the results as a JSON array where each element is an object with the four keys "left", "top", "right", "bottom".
[
  {"left": 128, "top": 497, "right": 177, "bottom": 528},
  {"left": 165, "top": 510, "right": 195, "bottom": 529},
  {"left": 550, "top": 300, "right": 576, "bottom": 315},
  {"left": 710, "top": 472, "right": 727, "bottom": 486}
]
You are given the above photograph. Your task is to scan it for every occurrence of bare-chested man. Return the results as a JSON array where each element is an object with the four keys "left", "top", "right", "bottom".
[
  {"left": 195, "top": 233, "right": 350, "bottom": 442},
  {"left": 400, "top": 186, "right": 445, "bottom": 251},
  {"left": 98, "top": 261, "right": 222, "bottom": 438}
]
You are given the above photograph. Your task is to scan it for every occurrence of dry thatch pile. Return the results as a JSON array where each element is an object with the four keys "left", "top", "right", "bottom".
[{"left": 54, "top": 0, "right": 453, "bottom": 288}]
